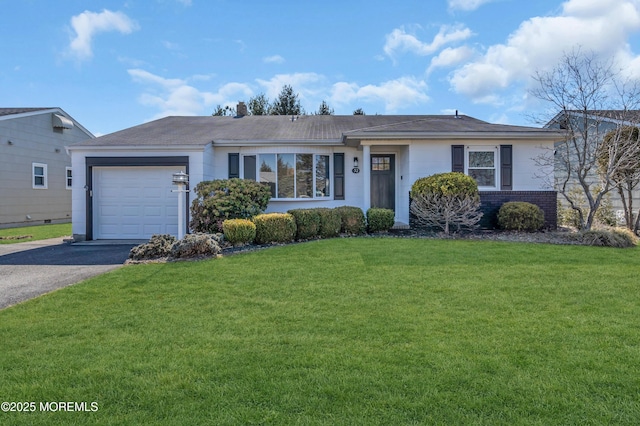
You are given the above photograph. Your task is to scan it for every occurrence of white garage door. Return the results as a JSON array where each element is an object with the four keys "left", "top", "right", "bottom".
[{"left": 93, "top": 166, "right": 184, "bottom": 239}]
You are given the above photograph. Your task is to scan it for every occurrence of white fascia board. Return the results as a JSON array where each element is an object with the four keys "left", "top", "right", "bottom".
[
  {"left": 213, "top": 139, "right": 343, "bottom": 146},
  {"left": 66, "top": 144, "right": 208, "bottom": 153},
  {"left": 347, "top": 131, "right": 564, "bottom": 146}
]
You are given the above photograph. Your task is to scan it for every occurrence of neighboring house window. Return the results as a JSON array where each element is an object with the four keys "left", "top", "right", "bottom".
[
  {"left": 32, "top": 163, "right": 48, "bottom": 189},
  {"left": 257, "top": 154, "right": 331, "bottom": 199},
  {"left": 66, "top": 167, "right": 72, "bottom": 189},
  {"left": 466, "top": 147, "right": 497, "bottom": 189}
]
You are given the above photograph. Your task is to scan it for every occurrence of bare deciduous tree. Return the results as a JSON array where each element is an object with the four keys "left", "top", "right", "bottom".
[
  {"left": 598, "top": 126, "right": 640, "bottom": 232},
  {"left": 530, "top": 49, "right": 640, "bottom": 230}
]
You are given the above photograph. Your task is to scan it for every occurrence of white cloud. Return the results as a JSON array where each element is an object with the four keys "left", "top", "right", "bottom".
[
  {"left": 256, "top": 73, "right": 326, "bottom": 102},
  {"left": 384, "top": 24, "right": 473, "bottom": 60},
  {"left": 68, "top": 9, "right": 138, "bottom": 60},
  {"left": 128, "top": 69, "right": 252, "bottom": 119},
  {"left": 263, "top": 55, "right": 285, "bottom": 64},
  {"left": 330, "top": 77, "right": 429, "bottom": 113},
  {"left": 177, "top": 0, "right": 192, "bottom": 5},
  {"left": 449, "top": 0, "right": 640, "bottom": 104},
  {"left": 427, "top": 46, "right": 475, "bottom": 74},
  {"left": 162, "top": 40, "right": 180, "bottom": 50},
  {"left": 448, "top": 0, "right": 496, "bottom": 11}
]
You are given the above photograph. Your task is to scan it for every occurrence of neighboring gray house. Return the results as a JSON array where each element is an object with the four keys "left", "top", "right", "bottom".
[
  {"left": 546, "top": 110, "right": 640, "bottom": 225},
  {"left": 0, "top": 108, "right": 94, "bottom": 228},
  {"left": 68, "top": 110, "right": 563, "bottom": 241}
]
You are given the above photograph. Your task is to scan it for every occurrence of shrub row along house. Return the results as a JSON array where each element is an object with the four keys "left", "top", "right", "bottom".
[
  {"left": 0, "top": 108, "right": 94, "bottom": 228},
  {"left": 67, "top": 105, "right": 563, "bottom": 241}
]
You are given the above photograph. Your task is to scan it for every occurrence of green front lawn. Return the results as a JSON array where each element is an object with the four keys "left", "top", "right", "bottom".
[
  {"left": 1, "top": 238, "right": 639, "bottom": 424},
  {"left": 0, "top": 223, "right": 71, "bottom": 244}
]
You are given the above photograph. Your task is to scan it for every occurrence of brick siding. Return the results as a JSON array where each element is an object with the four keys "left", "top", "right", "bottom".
[
  {"left": 409, "top": 191, "right": 558, "bottom": 230},
  {"left": 479, "top": 191, "right": 557, "bottom": 230}
]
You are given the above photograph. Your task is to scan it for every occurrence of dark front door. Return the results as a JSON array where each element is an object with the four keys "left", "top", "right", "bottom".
[{"left": 370, "top": 154, "right": 395, "bottom": 211}]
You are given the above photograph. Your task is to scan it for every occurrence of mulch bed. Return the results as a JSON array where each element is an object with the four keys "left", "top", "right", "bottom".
[{"left": 124, "top": 227, "right": 605, "bottom": 264}]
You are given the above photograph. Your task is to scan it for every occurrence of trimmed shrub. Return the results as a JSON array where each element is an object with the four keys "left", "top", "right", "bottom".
[
  {"left": 497, "top": 202, "right": 545, "bottom": 232},
  {"left": 411, "top": 172, "right": 479, "bottom": 198},
  {"left": 253, "top": 213, "right": 297, "bottom": 244},
  {"left": 288, "top": 209, "right": 321, "bottom": 240},
  {"left": 410, "top": 172, "right": 482, "bottom": 234},
  {"left": 222, "top": 219, "right": 256, "bottom": 246},
  {"left": 170, "top": 233, "right": 222, "bottom": 259},
  {"left": 190, "top": 178, "right": 272, "bottom": 233},
  {"left": 571, "top": 228, "right": 637, "bottom": 248},
  {"left": 129, "top": 234, "right": 176, "bottom": 260},
  {"left": 367, "top": 208, "right": 395, "bottom": 233},
  {"left": 316, "top": 208, "right": 342, "bottom": 238},
  {"left": 335, "top": 206, "right": 366, "bottom": 235}
]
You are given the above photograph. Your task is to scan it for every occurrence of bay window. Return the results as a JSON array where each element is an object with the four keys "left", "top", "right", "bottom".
[{"left": 257, "top": 154, "right": 331, "bottom": 199}]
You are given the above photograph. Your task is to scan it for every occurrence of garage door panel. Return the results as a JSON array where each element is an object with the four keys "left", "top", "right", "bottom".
[{"left": 94, "top": 166, "right": 185, "bottom": 239}]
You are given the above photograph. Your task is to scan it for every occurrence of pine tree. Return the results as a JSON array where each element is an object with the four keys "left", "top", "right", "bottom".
[{"left": 270, "top": 85, "right": 303, "bottom": 115}]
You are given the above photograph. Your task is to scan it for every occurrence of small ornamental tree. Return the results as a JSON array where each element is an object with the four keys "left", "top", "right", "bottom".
[
  {"left": 190, "top": 178, "right": 271, "bottom": 233},
  {"left": 410, "top": 172, "right": 483, "bottom": 234}
]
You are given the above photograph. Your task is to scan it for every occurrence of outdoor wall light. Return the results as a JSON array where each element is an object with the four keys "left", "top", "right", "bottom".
[
  {"left": 352, "top": 157, "right": 360, "bottom": 174},
  {"left": 172, "top": 171, "right": 189, "bottom": 185},
  {"left": 7, "top": 140, "right": 13, "bottom": 145}
]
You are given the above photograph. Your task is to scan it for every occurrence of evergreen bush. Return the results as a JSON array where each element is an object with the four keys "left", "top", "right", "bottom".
[
  {"left": 316, "top": 208, "right": 342, "bottom": 238},
  {"left": 253, "top": 213, "right": 297, "bottom": 244},
  {"left": 497, "top": 202, "right": 545, "bottom": 232},
  {"left": 222, "top": 219, "right": 256, "bottom": 246},
  {"left": 170, "top": 233, "right": 222, "bottom": 259},
  {"left": 366, "top": 208, "right": 395, "bottom": 233},
  {"left": 335, "top": 206, "right": 366, "bottom": 235},
  {"left": 129, "top": 234, "right": 176, "bottom": 260},
  {"left": 288, "top": 209, "right": 321, "bottom": 240},
  {"left": 190, "top": 178, "right": 271, "bottom": 233}
]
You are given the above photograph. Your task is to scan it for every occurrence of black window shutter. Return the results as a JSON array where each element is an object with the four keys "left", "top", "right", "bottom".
[
  {"left": 334, "top": 153, "right": 345, "bottom": 200},
  {"left": 228, "top": 153, "right": 239, "bottom": 178},
  {"left": 243, "top": 155, "right": 256, "bottom": 181},
  {"left": 452, "top": 145, "right": 464, "bottom": 172},
  {"left": 500, "top": 145, "right": 512, "bottom": 190}
]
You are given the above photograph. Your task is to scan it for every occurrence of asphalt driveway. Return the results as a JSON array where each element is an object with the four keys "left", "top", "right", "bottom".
[{"left": 0, "top": 238, "right": 140, "bottom": 310}]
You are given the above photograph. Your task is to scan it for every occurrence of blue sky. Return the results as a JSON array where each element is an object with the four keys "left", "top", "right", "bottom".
[{"left": 2, "top": 0, "right": 640, "bottom": 136}]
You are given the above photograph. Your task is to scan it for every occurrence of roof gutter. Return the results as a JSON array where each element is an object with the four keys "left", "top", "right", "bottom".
[
  {"left": 213, "top": 139, "right": 344, "bottom": 146},
  {"left": 343, "top": 131, "right": 565, "bottom": 146}
]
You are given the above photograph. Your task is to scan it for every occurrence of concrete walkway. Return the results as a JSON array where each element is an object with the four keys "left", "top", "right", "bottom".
[{"left": 0, "top": 237, "right": 140, "bottom": 310}]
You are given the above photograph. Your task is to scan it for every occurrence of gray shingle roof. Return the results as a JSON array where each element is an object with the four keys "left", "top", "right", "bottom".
[
  {"left": 0, "top": 107, "right": 56, "bottom": 117},
  {"left": 70, "top": 114, "right": 561, "bottom": 148}
]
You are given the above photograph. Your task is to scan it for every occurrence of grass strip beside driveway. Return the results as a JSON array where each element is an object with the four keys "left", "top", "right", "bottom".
[
  {"left": 0, "top": 224, "right": 71, "bottom": 244},
  {"left": 0, "top": 238, "right": 639, "bottom": 425}
]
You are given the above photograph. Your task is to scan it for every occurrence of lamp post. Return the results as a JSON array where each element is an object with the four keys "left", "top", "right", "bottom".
[{"left": 171, "top": 171, "right": 189, "bottom": 239}]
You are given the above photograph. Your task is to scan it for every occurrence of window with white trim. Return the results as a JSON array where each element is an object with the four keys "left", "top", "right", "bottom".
[
  {"left": 466, "top": 147, "right": 497, "bottom": 189},
  {"left": 257, "top": 154, "right": 331, "bottom": 199},
  {"left": 66, "top": 167, "right": 72, "bottom": 189},
  {"left": 32, "top": 163, "right": 48, "bottom": 189}
]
